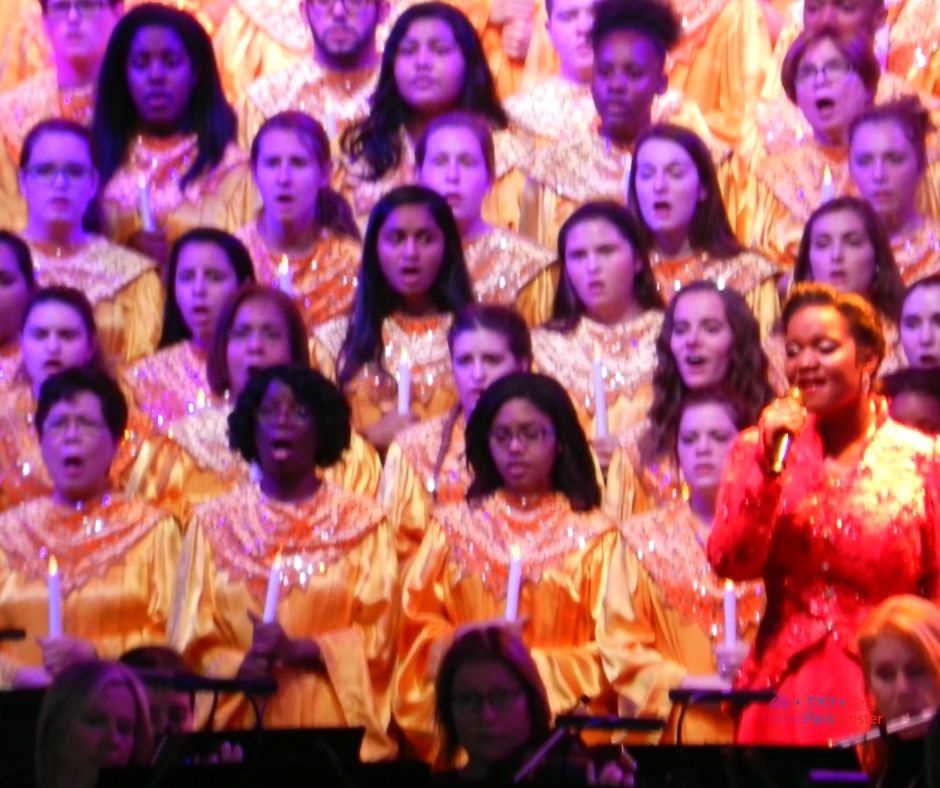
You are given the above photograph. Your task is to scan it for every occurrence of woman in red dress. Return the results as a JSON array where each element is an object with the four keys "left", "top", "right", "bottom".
[{"left": 707, "top": 282, "right": 940, "bottom": 745}]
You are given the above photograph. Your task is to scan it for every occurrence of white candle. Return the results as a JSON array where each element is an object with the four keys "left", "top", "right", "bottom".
[
  {"left": 723, "top": 579, "right": 737, "bottom": 649},
  {"left": 820, "top": 165, "right": 835, "bottom": 204},
  {"left": 505, "top": 544, "right": 522, "bottom": 622},
  {"left": 396, "top": 349, "right": 412, "bottom": 415},
  {"left": 137, "top": 175, "right": 156, "bottom": 232},
  {"left": 592, "top": 354, "right": 609, "bottom": 439},
  {"left": 262, "top": 553, "right": 282, "bottom": 624},
  {"left": 48, "top": 556, "right": 62, "bottom": 638},
  {"left": 324, "top": 96, "right": 338, "bottom": 141},
  {"left": 277, "top": 255, "right": 294, "bottom": 296}
]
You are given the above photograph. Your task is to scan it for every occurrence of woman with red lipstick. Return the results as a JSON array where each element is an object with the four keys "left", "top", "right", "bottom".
[
  {"left": 19, "top": 119, "right": 164, "bottom": 364},
  {"left": 0, "top": 368, "right": 180, "bottom": 690},
  {"left": 707, "top": 282, "right": 940, "bottom": 745},
  {"left": 628, "top": 123, "right": 780, "bottom": 337},
  {"left": 0, "top": 231, "right": 36, "bottom": 394},
  {"left": 338, "top": 2, "right": 515, "bottom": 227},
  {"left": 849, "top": 97, "right": 940, "bottom": 285},
  {"left": 417, "top": 111, "right": 556, "bottom": 326},
  {"left": 791, "top": 196, "right": 906, "bottom": 373},
  {"left": 531, "top": 202, "right": 665, "bottom": 469},
  {"left": 900, "top": 274, "right": 940, "bottom": 368},
  {"left": 393, "top": 372, "right": 623, "bottom": 764},
  {"left": 236, "top": 111, "right": 362, "bottom": 329},
  {"left": 603, "top": 279, "right": 775, "bottom": 520},
  {"left": 172, "top": 364, "right": 396, "bottom": 760},
  {"left": 313, "top": 185, "right": 473, "bottom": 453},
  {"left": 380, "top": 304, "right": 532, "bottom": 567},
  {"left": 123, "top": 228, "right": 255, "bottom": 431},
  {"left": 600, "top": 389, "right": 764, "bottom": 743},
  {"left": 92, "top": 4, "right": 254, "bottom": 263},
  {"left": 126, "top": 284, "right": 381, "bottom": 520}
]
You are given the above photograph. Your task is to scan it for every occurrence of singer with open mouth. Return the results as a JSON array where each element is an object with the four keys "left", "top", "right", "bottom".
[{"left": 706, "top": 282, "right": 940, "bottom": 746}]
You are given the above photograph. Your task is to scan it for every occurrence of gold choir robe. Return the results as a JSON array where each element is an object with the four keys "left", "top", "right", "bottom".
[
  {"left": 0, "top": 343, "right": 21, "bottom": 396},
  {"left": 394, "top": 490, "right": 620, "bottom": 762},
  {"left": 893, "top": 218, "right": 940, "bottom": 284},
  {"left": 313, "top": 313, "right": 458, "bottom": 433},
  {"left": 123, "top": 340, "right": 211, "bottom": 431},
  {"left": 171, "top": 481, "right": 397, "bottom": 760},
  {"left": 235, "top": 220, "right": 362, "bottom": 328},
  {"left": 598, "top": 500, "right": 764, "bottom": 743},
  {"left": 0, "top": 493, "right": 180, "bottom": 687},
  {"left": 463, "top": 227, "right": 557, "bottom": 326},
  {"left": 124, "top": 399, "right": 382, "bottom": 521},
  {"left": 101, "top": 135, "right": 256, "bottom": 246},
  {"left": 28, "top": 236, "right": 164, "bottom": 364},
  {"left": 531, "top": 312, "right": 664, "bottom": 441}
]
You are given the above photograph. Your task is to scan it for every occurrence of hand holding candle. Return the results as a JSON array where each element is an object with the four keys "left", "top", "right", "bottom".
[
  {"left": 397, "top": 349, "right": 412, "bottom": 415},
  {"left": 262, "top": 552, "right": 282, "bottom": 624},
  {"left": 48, "top": 556, "right": 62, "bottom": 638},
  {"left": 505, "top": 544, "right": 522, "bottom": 622}
]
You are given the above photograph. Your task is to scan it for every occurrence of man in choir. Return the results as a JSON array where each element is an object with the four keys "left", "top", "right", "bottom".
[
  {"left": 0, "top": 0, "right": 124, "bottom": 230},
  {"left": 238, "top": 0, "right": 388, "bottom": 149}
]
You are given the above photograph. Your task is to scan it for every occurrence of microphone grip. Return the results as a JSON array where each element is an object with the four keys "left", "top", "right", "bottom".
[{"left": 770, "top": 430, "right": 792, "bottom": 475}]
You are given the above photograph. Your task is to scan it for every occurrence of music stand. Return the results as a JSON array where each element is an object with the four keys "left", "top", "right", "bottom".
[{"left": 669, "top": 687, "right": 776, "bottom": 746}]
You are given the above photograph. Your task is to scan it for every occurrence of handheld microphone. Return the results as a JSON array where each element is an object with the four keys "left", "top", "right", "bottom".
[{"left": 770, "top": 387, "right": 803, "bottom": 475}]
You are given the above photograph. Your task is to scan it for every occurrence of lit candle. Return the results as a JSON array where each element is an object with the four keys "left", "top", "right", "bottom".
[
  {"left": 262, "top": 552, "right": 282, "bottom": 624},
  {"left": 505, "top": 544, "right": 522, "bottom": 622},
  {"left": 48, "top": 556, "right": 62, "bottom": 638},
  {"left": 195, "top": 387, "right": 206, "bottom": 410},
  {"left": 324, "top": 96, "right": 338, "bottom": 141},
  {"left": 592, "top": 350, "right": 608, "bottom": 439},
  {"left": 137, "top": 174, "right": 156, "bottom": 232},
  {"left": 723, "top": 579, "right": 737, "bottom": 649},
  {"left": 277, "top": 255, "right": 293, "bottom": 296},
  {"left": 396, "top": 349, "right": 412, "bottom": 415},
  {"left": 820, "top": 165, "right": 835, "bottom": 204}
]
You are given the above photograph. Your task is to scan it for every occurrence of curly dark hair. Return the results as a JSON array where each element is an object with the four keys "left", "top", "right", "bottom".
[
  {"left": 228, "top": 363, "right": 351, "bottom": 468},
  {"left": 92, "top": 3, "right": 236, "bottom": 190},
  {"left": 435, "top": 625, "right": 551, "bottom": 765},
  {"left": 640, "top": 280, "right": 773, "bottom": 466},
  {"left": 336, "top": 185, "right": 473, "bottom": 389},
  {"left": 35, "top": 366, "right": 128, "bottom": 442},
  {"left": 794, "top": 196, "right": 905, "bottom": 323},
  {"left": 591, "top": 0, "right": 681, "bottom": 57},
  {"left": 465, "top": 372, "right": 601, "bottom": 510},
  {"left": 549, "top": 201, "right": 663, "bottom": 332},
  {"left": 339, "top": 2, "right": 508, "bottom": 181},
  {"left": 159, "top": 228, "right": 256, "bottom": 349},
  {"left": 628, "top": 124, "right": 743, "bottom": 260}
]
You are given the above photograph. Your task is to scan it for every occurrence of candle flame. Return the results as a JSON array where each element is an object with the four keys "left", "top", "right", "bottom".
[
  {"left": 196, "top": 388, "right": 206, "bottom": 409},
  {"left": 724, "top": 579, "right": 734, "bottom": 591},
  {"left": 510, "top": 543, "right": 521, "bottom": 560},
  {"left": 822, "top": 165, "right": 833, "bottom": 186},
  {"left": 49, "top": 555, "right": 58, "bottom": 576},
  {"left": 399, "top": 347, "right": 411, "bottom": 366},
  {"left": 278, "top": 255, "right": 289, "bottom": 276},
  {"left": 273, "top": 551, "right": 283, "bottom": 570},
  {"left": 592, "top": 342, "right": 602, "bottom": 363},
  {"left": 138, "top": 173, "right": 148, "bottom": 189}
]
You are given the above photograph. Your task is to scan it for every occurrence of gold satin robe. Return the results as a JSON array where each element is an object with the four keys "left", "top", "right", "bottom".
[
  {"left": 893, "top": 218, "right": 940, "bottom": 284},
  {"left": 235, "top": 220, "right": 362, "bottom": 328},
  {"left": 28, "top": 235, "right": 164, "bottom": 364},
  {"left": 171, "top": 481, "right": 397, "bottom": 760},
  {"left": 393, "top": 490, "right": 621, "bottom": 763},
  {"left": 101, "top": 136, "right": 257, "bottom": 246},
  {"left": 312, "top": 313, "right": 458, "bottom": 433},
  {"left": 598, "top": 500, "right": 764, "bottom": 743},
  {"left": 0, "top": 0, "right": 49, "bottom": 93},
  {"left": 122, "top": 340, "right": 211, "bottom": 431},
  {"left": 0, "top": 344, "right": 21, "bottom": 396},
  {"left": 0, "top": 493, "right": 181, "bottom": 688}
]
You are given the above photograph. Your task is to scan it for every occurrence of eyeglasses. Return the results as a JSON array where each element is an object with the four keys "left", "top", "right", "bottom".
[
  {"left": 257, "top": 403, "right": 312, "bottom": 425},
  {"left": 25, "top": 163, "right": 93, "bottom": 184},
  {"left": 306, "top": 0, "right": 371, "bottom": 10},
  {"left": 451, "top": 688, "right": 524, "bottom": 714},
  {"left": 488, "top": 424, "right": 555, "bottom": 450},
  {"left": 795, "top": 59, "right": 852, "bottom": 85},
  {"left": 45, "top": 0, "right": 109, "bottom": 19},
  {"left": 44, "top": 415, "right": 108, "bottom": 436}
]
